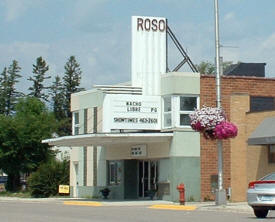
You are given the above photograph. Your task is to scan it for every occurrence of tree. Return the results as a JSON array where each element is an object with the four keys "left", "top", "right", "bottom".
[
  {"left": 50, "top": 76, "right": 71, "bottom": 136},
  {"left": 28, "top": 56, "right": 51, "bottom": 102},
  {"left": 0, "top": 97, "right": 57, "bottom": 191},
  {"left": 0, "top": 67, "right": 8, "bottom": 114},
  {"left": 195, "top": 61, "right": 216, "bottom": 75},
  {"left": 196, "top": 61, "right": 233, "bottom": 75},
  {"left": 222, "top": 61, "right": 234, "bottom": 73},
  {"left": 63, "top": 56, "right": 82, "bottom": 119},
  {"left": 0, "top": 60, "right": 23, "bottom": 115},
  {"left": 0, "top": 114, "right": 20, "bottom": 190},
  {"left": 60, "top": 56, "right": 83, "bottom": 135},
  {"left": 50, "top": 75, "right": 65, "bottom": 121}
]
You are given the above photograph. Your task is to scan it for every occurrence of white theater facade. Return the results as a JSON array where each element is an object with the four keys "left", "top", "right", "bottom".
[{"left": 44, "top": 16, "right": 201, "bottom": 201}]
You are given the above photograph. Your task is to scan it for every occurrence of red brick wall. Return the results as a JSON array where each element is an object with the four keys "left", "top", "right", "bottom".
[{"left": 200, "top": 75, "right": 275, "bottom": 201}]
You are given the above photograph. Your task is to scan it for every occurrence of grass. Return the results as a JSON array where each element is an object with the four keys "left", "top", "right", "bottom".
[{"left": 0, "top": 191, "right": 32, "bottom": 198}]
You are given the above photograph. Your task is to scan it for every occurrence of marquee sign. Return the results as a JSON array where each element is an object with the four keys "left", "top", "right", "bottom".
[{"left": 103, "top": 94, "right": 161, "bottom": 130}]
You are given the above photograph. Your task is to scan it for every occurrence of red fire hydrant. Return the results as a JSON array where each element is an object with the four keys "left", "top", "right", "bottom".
[{"left": 177, "top": 183, "right": 185, "bottom": 205}]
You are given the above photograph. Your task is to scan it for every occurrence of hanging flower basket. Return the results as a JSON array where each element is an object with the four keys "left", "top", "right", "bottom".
[
  {"left": 215, "top": 121, "right": 238, "bottom": 139},
  {"left": 189, "top": 106, "right": 238, "bottom": 140}
]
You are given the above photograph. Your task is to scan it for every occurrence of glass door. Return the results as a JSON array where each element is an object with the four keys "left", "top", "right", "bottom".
[{"left": 138, "top": 160, "right": 158, "bottom": 198}]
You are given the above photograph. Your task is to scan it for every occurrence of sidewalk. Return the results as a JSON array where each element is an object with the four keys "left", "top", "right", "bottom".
[
  {"left": 190, "top": 201, "right": 253, "bottom": 214},
  {"left": 0, "top": 197, "right": 253, "bottom": 213}
]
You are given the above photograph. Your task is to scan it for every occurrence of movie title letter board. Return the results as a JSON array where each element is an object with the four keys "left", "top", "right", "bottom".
[{"left": 103, "top": 94, "right": 161, "bottom": 130}]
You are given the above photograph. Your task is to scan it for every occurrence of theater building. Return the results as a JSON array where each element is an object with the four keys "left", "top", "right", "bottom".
[{"left": 43, "top": 16, "right": 275, "bottom": 202}]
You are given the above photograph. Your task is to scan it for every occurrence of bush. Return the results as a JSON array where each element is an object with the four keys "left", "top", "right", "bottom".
[{"left": 27, "top": 159, "right": 69, "bottom": 198}]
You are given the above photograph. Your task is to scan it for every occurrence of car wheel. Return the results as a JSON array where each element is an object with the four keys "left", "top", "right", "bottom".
[{"left": 253, "top": 209, "right": 268, "bottom": 218}]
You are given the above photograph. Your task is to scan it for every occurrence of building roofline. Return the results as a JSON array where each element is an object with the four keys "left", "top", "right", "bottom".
[{"left": 201, "top": 74, "right": 275, "bottom": 81}]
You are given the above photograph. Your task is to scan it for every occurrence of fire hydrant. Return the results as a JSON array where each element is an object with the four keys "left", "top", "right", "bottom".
[{"left": 177, "top": 183, "right": 185, "bottom": 205}]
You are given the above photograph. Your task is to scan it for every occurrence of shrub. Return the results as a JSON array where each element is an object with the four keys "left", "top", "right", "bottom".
[{"left": 27, "top": 159, "right": 69, "bottom": 198}]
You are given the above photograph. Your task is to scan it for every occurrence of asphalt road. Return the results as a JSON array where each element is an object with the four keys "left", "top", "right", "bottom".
[{"left": 0, "top": 200, "right": 275, "bottom": 222}]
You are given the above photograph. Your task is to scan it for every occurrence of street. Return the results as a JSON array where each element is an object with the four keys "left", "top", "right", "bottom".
[{"left": 0, "top": 200, "right": 275, "bottom": 222}]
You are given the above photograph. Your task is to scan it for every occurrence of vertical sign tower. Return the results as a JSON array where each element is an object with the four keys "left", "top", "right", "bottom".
[{"left": 131, "top": 16, "right": 167, "bottom": 96}]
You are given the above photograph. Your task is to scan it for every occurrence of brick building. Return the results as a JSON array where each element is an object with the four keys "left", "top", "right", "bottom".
[{"left": 200, "top": 75, "right": 275, "bottom": 201}]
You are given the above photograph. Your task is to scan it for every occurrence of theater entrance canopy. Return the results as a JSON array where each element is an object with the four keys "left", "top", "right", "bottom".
[{"left": 42, "top": 132, "right": 173, "bottom": 147}]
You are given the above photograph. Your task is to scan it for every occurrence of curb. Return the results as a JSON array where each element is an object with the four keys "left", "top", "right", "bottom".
[
  {"left": 149, "top": 204, "right": 197, "bottom": 211},
  {"left": 0, "top": 197, "right": 252, "bottom": 213},
  {"left": 63, "top": 201, "right": 102, "bottom": 207}
]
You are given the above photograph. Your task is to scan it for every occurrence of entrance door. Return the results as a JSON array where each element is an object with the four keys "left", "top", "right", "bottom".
[
  {"left": 138, "top": 160, "right": 158, "bottom": 198},
  {"left": 124, "top": 160, "right": 138, "bottom": 199}
]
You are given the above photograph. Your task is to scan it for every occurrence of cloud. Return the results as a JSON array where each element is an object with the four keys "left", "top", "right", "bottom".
[
  {"left": 166, "top": 20, "right": 215, "bottom": 68},
  {"left": 0, "top": 27, "right": 131, "bottom": 93},
  {"left": 261, "top": 33, "right": 275, "bottom": 50},
  {"left": 224, "top": 12, "right": 235, "bottom": 21},
  {"left": 1, "top": 0, "right": 43, "bottom": 22},
  {"left": 221, "top": 32, "right": 275, "bottom": 77},
  {"left": 1, "top": 0, "right": 274, "bottom": 96},
  {"left": 71, "top": 0, "right": 113, "bottom": 32},
  {"left": 166, "top": 14, "right": 275, "bottom": 78},
  {"left": 0, "top": 41, "right": 50, "bottom": 67}
]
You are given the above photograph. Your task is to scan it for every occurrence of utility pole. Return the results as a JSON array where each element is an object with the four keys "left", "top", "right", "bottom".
[{"left": 214, "top": 0, "right": 227, "bottom": 205}]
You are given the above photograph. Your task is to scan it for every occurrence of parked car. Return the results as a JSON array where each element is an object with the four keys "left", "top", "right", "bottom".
[
  {"left": 247, "top": 172, "right": 275, "bottom": 218},
  {"left": 0, "top": 176, "right": 7, "bottom": 184},
  {"left": 0, "top": 176, "right": 7, "bottom": 192}
]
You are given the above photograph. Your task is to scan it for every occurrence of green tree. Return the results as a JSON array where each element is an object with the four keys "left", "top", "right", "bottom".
[
  {"left": 0, "top": 114, "right": 20, "bottom": 190},
  {"left": 50, "top": 75, "right": 71, "bottom": 136},
  {"left": 0, "top": 97, "right": 57, "bottom": 191},
  {"left": 50, "top": 76, "right": 65, "bottom": 120},
  {"left": 196, "top": 61, "right": 216, "bottom": 75},
  {"left": 196, "top": 60, "right": 234, "bottom": 75},
  {"left": 2, "top": 60, "right": 23, "bottom": 115},
  {"left": 28, "top": 159, "right": 69, "bottom": 198},
  {"left": 28, "top": 56, "right": 51, "bottom": 101},
  {"left": 0, "top": 67, "right": 8, "bottom": 114},
  {"left": 61, "top": 56, "right": 83, "bottom": 135},
  {"left": 63, "top": 56, "right": 82, "bottom": 119},
  {"left": 222, "top": 61, "right": 234, "bottom": 72}
]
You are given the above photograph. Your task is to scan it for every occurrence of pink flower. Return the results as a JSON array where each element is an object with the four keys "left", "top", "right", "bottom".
[
  {"left": 189, "top": 106, "right": 238, "bottom": 140},
  {"left": 214, "top": 121, "right": 238, "bottom": 139},
  {"left": 189, "top": 106, "right": 225, "bottom": 131},
  {"left": 191, "top": 121, "right": 204, "bottom": 131}
]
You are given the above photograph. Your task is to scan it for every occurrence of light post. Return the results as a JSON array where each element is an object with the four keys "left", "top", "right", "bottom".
[{"left": 214, "top": 0, "right": 227, "bottom": 205}]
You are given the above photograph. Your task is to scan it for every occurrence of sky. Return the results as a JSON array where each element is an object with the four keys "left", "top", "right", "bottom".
[{"left": 0, "top": 0, "right": 275, "bottom": 92}]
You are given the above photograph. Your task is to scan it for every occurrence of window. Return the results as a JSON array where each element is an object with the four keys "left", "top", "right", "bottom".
[
  {"left": 84, "top": 109, "right": 88, "bottom": 134},
  {"left": 179, "top": 96, "right": 198, "bottom": 126},
  {"left": 250, "top": 97, "right": 275, "bottom": 112},
  {"left": 268, "top": 145, "right": 275, "bottom": 163},
  {"left": 163, "top": 96, "right": 172, "bottom": 128},
  {"left": 108, "top": 161, "right": 121, "bottom": 185},
  {"left": 73, "top": 112, "right": 80, "bottom": 135},
  {"left": 162, "top": 95, "right": 199, "bottom": 128}
]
